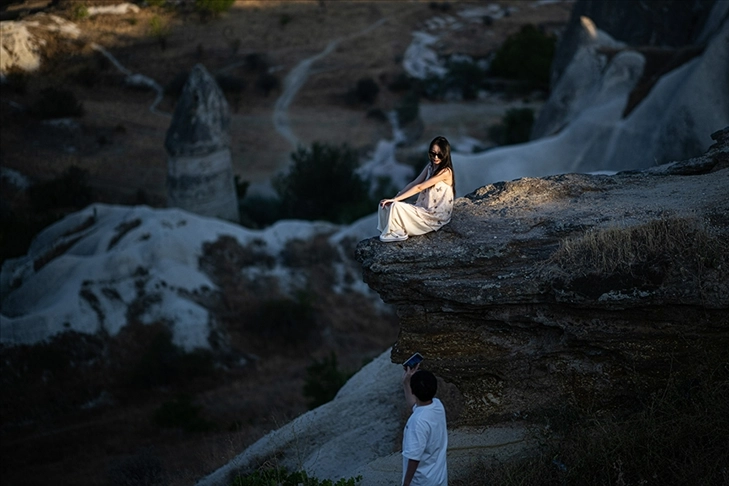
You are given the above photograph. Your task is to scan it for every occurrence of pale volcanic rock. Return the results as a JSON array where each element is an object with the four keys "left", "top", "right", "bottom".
[{"left": 165, "top": 64, "right": 240, "bottom": 222}]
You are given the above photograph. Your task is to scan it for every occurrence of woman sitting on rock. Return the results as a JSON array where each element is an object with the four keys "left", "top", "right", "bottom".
[{"left": 378, "top": 136, "right": 455, "bottom": 242}]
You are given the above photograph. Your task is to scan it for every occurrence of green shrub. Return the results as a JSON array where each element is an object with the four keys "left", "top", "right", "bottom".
[
  {"left": 28, "top": 165, "right": 94, "bottom": 211},
  {"left": 164, "top": 70, "right": 190, "bottom": 99},
  {"left": 127, "top": 327, "right": 215, "bottom": 389},
  {"left": 216, "top": 75, "right": 247, "bottom": 95},
  {"left": 31, "top": 87, "right": 84, "bottom": 119},
  {"left": 149, "top": 15, "right": 170, "bottom": 50},
  {"left": 5, "top": 69, "right": 29, "bottom": 94},
  {"left": 489, "top": 24, "right": 556, "bottom": 90},
  {"left": 238, "top": 194, "right": 284, "bottom": 229},
  {"left": 488, "top": 108, "right": 534, "bottom": 146},
  {"left": 108, "top": 449, "right": 167, "bottom": 486},
  {"left": 387, "top": 72, "right": 414, "bottom": 92},
  {"left": 248, "top": 292, "right": 317, "bottom": 345},
  {"left": 71, "top": 3, "right": 89, "bottom": 20},
  {"left": 350, "top": 77, "right": 379, "bottom": 105},
  {"left": 232, "top": 467, "right": 361, "bottom": 486},
  {"left": 303, "top": 352, "right": 351, "bottom": 409},
  {"left": 195, "top": 0, "right": 235, "bottom": 16},
  {"left": 273, "top": 142, "right": 373, "bottom": 224},
  {"left": 152, "top": 394, "right": 215, "bottom": 433},
  {"left": 279, "top": 13, "right": 293, "bottom": 27},
  {"left": 256, "top": 72, "right": 280, "bottom": 96},
  {"left": 444, "top": 59, "right": 488, "bottom": 100},
  {"left": 395, "top": 90, "right": 420, "bottom": 126}
]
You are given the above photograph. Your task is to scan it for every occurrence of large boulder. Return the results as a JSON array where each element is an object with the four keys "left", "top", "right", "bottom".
[
  {"left": 357, "top": 128, "right": 729, "bottom": 423},
  {"left": 165, "top": 64, "right": 240, "bottom": 222}
]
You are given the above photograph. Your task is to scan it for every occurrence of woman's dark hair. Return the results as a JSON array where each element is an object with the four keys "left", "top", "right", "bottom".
[
  {"left": 429, "top": 136, "right": 455, "bottom": 196},
  {"left": 410, "top": 370, "right": 438, "bottom": 402}
]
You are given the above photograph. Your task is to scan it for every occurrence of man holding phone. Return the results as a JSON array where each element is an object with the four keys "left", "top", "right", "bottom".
[{"left": 401, "top": 356, "right": 448, "bottom": 486}]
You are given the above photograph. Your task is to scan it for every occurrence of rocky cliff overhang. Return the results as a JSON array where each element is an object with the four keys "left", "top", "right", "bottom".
[{"left": 356, "top": 128, "right": 729, "bottom": 424}]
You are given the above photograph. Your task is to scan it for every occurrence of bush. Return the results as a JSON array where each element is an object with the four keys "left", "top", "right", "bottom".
[
  {"left": 488, "top": 108, "right": 534, "bottom": 145},
  {"left": 395, "top": 91, "right": 420, "bottom": 127},
  {"left": 149, "top": 15, "right": 170, "bottom": 50},
  {"left": 4, "top": 69, "right": 29, "bottom": 94},
  {"left": 244, "top": 53, "right": 269, "bottom": 71},
  {"left": 350, "top": 77, "right": 380, "bottom": 105},
  {"left": 152, "top": 394, "right": 215, "bottom": 433},
  {"left": 164, "top": 70, "right": 189, "bottom": 99},
  {"left": 256, "top": 72, "right": 280, "bottom": 96},
  {"left": 216, "top": 75, "right": 246, "bottom": 95},
  {"left": 28, "top": 165, "right": 94, "bottom": 211},
  {"left": 303, "top": 353, "right": 351, "bottom": 409},
  {"left": 108, "top": 449, "right": 167, "bottom": 486},
  {"left": 489, "top": 24, "right": 556, "bottom": 90},
  {"left": 248, "top": 292, "right": 317, "bottom": 346},
  {"left": 31, "top": 87, "right": 84, "bottom": 119},
  {"left": 71, "top": 3, "right": 89, "bottom": 20},
  {"left": 238, "top": 194, "right": 284, "bottom": 229},
  {"left": 194, "top": 0, "right": 235, "bottom": 16},
  {"left": 273, "top": 142, "right": 373, "bottom": 224},
  {"left": 387, "top": 72, "right": 414, "bottom": 92},
  {"left": 232, "top": 467, "right": 361, "bottom": 486},
  {"left": 444, "top": 59, "right": 488, "bottom": 100},
  {"left": 127, "top": 327, "right": 215, "bottom": 389}
]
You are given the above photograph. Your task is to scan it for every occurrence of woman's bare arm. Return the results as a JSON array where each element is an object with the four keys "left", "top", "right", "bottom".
[
  {"left": 396, "top": 165, "right": 429, "bottom": 197},
  {"left": 381, "top": 168, "right": 452, "bottom": 208}
]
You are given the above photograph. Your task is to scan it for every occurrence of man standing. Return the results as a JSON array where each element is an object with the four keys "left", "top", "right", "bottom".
[{"left": 402, "top": 364, "right": 448, "bottom": 486}]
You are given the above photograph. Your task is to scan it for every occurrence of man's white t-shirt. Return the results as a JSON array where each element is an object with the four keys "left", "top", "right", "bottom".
[{"left": 402, "top": 397, "right": 448, "bottom": 486}]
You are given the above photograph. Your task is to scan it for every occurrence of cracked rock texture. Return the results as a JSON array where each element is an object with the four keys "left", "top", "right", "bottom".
[{"left": 356, "top": 128, "right": 729, "bottom": 424}]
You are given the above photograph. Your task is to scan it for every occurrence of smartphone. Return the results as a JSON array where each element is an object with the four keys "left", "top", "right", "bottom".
[{"left": 403, "top": 352, "right": 424, "bottom": 369}]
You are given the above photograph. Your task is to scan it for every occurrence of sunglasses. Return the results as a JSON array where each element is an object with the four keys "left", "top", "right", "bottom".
[{"left": 429, "top": 150, "right": 444, "bottom": 159}]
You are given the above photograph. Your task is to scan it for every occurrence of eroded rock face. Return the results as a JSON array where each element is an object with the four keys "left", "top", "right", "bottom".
[
  {"left": 165, "top": 64, "right": 231, "bottom": 156},
  {"left": 165, "top": 64, "right": 239, "bottom": 222},
  {"left": 356, "top": 129, "right": 729, "bottom": 424},
  {"left": 550, "top": 0, "right": 719, "bottom": 87}
]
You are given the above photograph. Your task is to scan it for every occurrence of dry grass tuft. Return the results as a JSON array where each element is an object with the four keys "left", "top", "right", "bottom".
[{"left": 549, "top": 217, "right": 728, "bottom": 278}]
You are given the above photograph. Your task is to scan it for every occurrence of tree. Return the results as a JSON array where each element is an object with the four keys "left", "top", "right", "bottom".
[{"left": 273, "top": 142, "right": 373, "bottom": 224}]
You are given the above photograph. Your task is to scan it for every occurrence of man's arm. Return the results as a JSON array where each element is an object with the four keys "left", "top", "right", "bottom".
[
  {"left": 403, "top": 459, "right": 419, "bottom": 486},
  {"left": 402, "top": 362, "right": 420, "bottom": 409}
]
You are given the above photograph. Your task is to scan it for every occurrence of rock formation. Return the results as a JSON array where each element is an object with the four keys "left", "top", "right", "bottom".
[
  {"left": 455, "top": 13, "right": 729, "bottom": 195},
  {"left": 549, "top": 0, "right": 721, "bottom": 88},
  {"left": 357, "top": 128, "right": 729, "bottom": 424},
  {"left": 165, "top": 64, "right": 240, "bottom": 222}
]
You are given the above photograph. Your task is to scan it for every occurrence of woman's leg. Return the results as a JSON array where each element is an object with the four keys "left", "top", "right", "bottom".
[
  {"left": 381, "top": 202, "right": 433, "bottom": 237},
  {"left": 377, "top": 204, "right": 390, "bottom": 233}
]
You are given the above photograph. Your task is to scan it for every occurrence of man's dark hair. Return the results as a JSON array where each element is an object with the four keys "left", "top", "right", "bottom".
[{"left": 410, "top": 370, "right": 437, "bottom": 402}]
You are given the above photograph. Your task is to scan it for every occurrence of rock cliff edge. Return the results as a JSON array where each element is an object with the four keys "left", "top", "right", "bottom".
[{"left": 357, "top": 128, "right": 729, "bottom": 424}]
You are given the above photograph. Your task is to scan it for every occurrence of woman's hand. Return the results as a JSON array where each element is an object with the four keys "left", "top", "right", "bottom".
[{"left": 380, "top": 198, "right": 395, "bottom": 208}]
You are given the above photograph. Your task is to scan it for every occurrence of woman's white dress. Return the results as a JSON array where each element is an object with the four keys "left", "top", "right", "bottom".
[{"left": 377, "top": 165, "right": 454, "bottom": 238}]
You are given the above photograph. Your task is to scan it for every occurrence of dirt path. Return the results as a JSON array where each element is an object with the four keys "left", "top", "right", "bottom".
[{"left": 273, "top": 17, "right": 389, "bottom": 149}]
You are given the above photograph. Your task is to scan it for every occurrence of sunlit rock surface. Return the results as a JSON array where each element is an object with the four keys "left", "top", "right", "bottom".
[{"left": 357, "top": 128, "right": 729, "bottom": 423}]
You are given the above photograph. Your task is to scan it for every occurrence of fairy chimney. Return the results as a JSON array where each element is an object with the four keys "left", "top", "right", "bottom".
[{"left": 165, "top": 64, "right": 239, "bottom": 222}]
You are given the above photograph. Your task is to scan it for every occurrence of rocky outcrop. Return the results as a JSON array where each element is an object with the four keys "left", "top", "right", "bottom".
[
  {"left": 549, "top": 0, "right": 722, "bottom": 88},
  {"left": 357, "top": 128, "right": 729, "bottom": 423},
  {"left": 165, "top": 64, "right": 239, "bottom": 222},
  {"left": 528, "top": 0, "right": 728, "bottom": 174}
]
